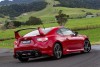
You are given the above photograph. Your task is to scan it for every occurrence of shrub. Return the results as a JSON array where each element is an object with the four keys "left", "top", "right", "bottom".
[
  {"left": 4, "top": 21, "right": 15, "bottom": 29},
  {"left": 4, "top": 20, "right": 22, "bottom": 29},
  {"left": 86, "top": 12, "right": 93, "bottom": 15},
  {"left": 25, "top": 16, "right": 42, "bottom": 25},
  {"left": 0, "top": 14, "right": 5, "bottom": 18},
  {"left": 12, "top": 21, "right": 22, "bottom": 27}
]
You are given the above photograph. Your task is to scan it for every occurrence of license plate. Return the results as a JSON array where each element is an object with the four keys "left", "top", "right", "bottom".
[
  {"left": 22, "top": 40, "right": 31, "bottom": 44},
  {"left": 22, "top": 53, "right": 31, "bottom": 55}
]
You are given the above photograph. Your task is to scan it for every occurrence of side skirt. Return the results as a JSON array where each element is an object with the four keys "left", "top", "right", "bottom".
[{"left": 66, "top": 48, "right": 84, "bottom": 53}]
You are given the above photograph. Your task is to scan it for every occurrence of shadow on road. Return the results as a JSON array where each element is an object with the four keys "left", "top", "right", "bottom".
[{"left": 20, "top": 52, "right": 91, "bottom": 63}]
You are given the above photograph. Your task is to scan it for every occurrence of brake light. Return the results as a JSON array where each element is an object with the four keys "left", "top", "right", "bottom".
[
  {"left": 14, "top": 41, "right": 18, "bottom": 48},
  {"left": 37, "top": 37, "right": 48, "bottom": 42},
  {"left": 14, "top": 41, "right": 18, "bottom": 45}
]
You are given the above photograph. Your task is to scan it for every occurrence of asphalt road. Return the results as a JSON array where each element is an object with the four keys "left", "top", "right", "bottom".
[{"left": 0, "top": 45, "right": 100, "bottom": 67}]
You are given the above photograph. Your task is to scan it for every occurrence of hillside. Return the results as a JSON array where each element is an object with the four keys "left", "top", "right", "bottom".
[
  {"left": 0, "top": 0, "right": 100, "bottom": 21},
  {"left": 0, "top": 0, "right": 44, "bottom": 5},
  {"left": 0, "top": 1, "right": 47, "bottom": 17},
  {"left": 16, "top": 0, "right": 100, "bottom": 22},
  {"left": 58, "top": 0, "right": 100, "bottom": 9},
  {"left": 0, "top": 0, "right": 100, "bottom": 23}
]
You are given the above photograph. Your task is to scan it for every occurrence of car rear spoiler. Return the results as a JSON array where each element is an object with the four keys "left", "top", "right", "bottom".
[{"left": 14, "top": 27, "right": 45, "bottom": 39}]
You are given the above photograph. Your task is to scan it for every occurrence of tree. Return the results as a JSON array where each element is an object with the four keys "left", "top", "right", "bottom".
[
  {"left": 4, "top": 20, "right": 22, "bottom": 29},
  {"left": 12, "top": 21, "right": 22, "bottom": 27},
  {"left": 25, "top": 16, "right": 42, "bottom": 25},
  {"left": 0, "top": 14, "right": 5, "bottom": 18},
  {"left": 58, "top": 0, "right": 100, "bottom": 9},
  {"left": 4, "top": 21, "right": 15, "bottom": 29},
  {"left": 55, "top": 10, "right": 69, "bottom": 26},
  {"left": 86, "top": 12, "right": 93, "bottom": 15},
  {"left": 0, "top": 1, "right": 47, "bottom": 17}
]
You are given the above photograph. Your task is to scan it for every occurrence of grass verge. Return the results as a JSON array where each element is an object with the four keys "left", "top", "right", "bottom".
[{"left": 0, "top": 28, "right": 100, "bottom": 49}]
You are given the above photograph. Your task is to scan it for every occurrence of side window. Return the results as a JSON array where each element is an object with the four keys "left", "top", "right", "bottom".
[
  {"left": 60, "top": 28, "right": 74, "bottom": 36},
  {"left": 57, "top": 29, "right": 63, "bottom": 35}
]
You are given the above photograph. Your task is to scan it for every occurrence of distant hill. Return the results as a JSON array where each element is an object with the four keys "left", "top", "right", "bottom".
[
  {"left": 0, "top": 0, "right": 47, "bottom": 17},
  {"left": 58, "top": 0, "right": 100, "bottom": 9},
  {"left": 0, "top": 0, "right": 44, "bottom": 5}
]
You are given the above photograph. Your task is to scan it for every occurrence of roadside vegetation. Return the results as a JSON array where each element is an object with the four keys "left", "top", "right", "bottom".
[
  {"left": 0, "top": 27, "right": 100, "bottom": 48},
  {"left": 78, "top": 28, "right": 100, "bottom": 44},
  {"left": 0, "top": 17, "right": 100, "bottom": 38},
  {"left": 0, "top": 17, "right": 100, "bottom": 48}
]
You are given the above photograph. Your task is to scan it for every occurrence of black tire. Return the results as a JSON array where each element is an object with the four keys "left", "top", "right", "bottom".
[
  {"left": 84, "top": 40, "right": 91, "bottom": 53},
  {"left": 18, "top": 57, "right": 29, "bottom": 62},
  {"left": 53, "top": 43, "right": 62, "bottom": 59}
]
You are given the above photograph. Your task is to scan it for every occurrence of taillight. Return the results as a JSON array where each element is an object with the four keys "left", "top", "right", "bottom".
[
  {"left": 14, "top": 41, "right": 18, "bottom": 45},
  {"left": 14, "top": 41, "right": 18, "bottom": 48},
  {"left": 37, "top": 37, "right": 48, "bottom": 42}
]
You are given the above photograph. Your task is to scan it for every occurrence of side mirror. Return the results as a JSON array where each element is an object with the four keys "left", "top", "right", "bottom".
[{"left": 74, "top": 32, "right": 78, "bottom": 36}]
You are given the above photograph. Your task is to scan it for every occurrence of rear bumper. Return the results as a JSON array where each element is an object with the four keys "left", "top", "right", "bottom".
[
  {"left": 14, "top": 48, "right": 53, "bottom": 59},
  {"left": 14, "top": 50, "right": 42, "bottom": 58},
  {"left": 14, "top": 41, "right": 54, "bottom": 58}
]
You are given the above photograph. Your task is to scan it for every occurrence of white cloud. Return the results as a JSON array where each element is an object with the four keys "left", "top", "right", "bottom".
[
  {"left": 0, "top": 0, "right": 13, "bottom": 2},
  {"left": 0, "top": 0, "right": 4, "bottom": 2},
  {"left": 9, "top": 0, "right": 13, "bottom": 1}
]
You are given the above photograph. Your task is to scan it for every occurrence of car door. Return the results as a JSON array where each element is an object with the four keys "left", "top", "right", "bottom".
[{"left": 60, "top": 28, "right": 82, "bottom": 50}]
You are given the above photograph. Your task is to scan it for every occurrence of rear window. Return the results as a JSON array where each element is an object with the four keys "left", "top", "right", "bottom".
[{"left": 24, "top": 27, "right": 54, "bottom": 37}]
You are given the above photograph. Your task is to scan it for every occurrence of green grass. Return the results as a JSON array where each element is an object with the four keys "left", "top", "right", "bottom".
[
  {"left": 0, "top": 17, "right": 100, "bottom": 48},
  {"left": 0, "top": 17, "right": 100, "bottom": 39},
  {"left": 0, "top": 28, "right": 100, "bottom": 48},
  {"left": 78, "top": 28, "right": 100, "bottom": 44},
  {"left": 67, "top": 17, "right": 100, "bottom": 29},
  {"left": 0, "top": 39, "right": 14, "bottom": 48},
  {"left": 0, "top": 26, "right": 36, "bottom": 39},
  {"left": 16, "top": 0, "right": 100, "bottom": 22},
  {"left": 0, "top": 0, "right": 100, "bottom": 23},
  {"left": 0, "top": 18, "right": 7, "bottom": 22},
  {"left": 17, "top": 7, "right": 100, "bottom": 22}
]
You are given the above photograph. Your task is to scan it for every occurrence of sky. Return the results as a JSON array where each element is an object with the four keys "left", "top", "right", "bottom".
[
  {"left": 0, "top": 0, "right": 4, "bottom": 2},
  {"left": 0, "top": 0, "right": 13, "bottom": 2}
]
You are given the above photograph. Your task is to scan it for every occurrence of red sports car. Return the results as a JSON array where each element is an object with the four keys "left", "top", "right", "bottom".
[{"left": 14, "top": 26, "right": 91, "bottom": 62}]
